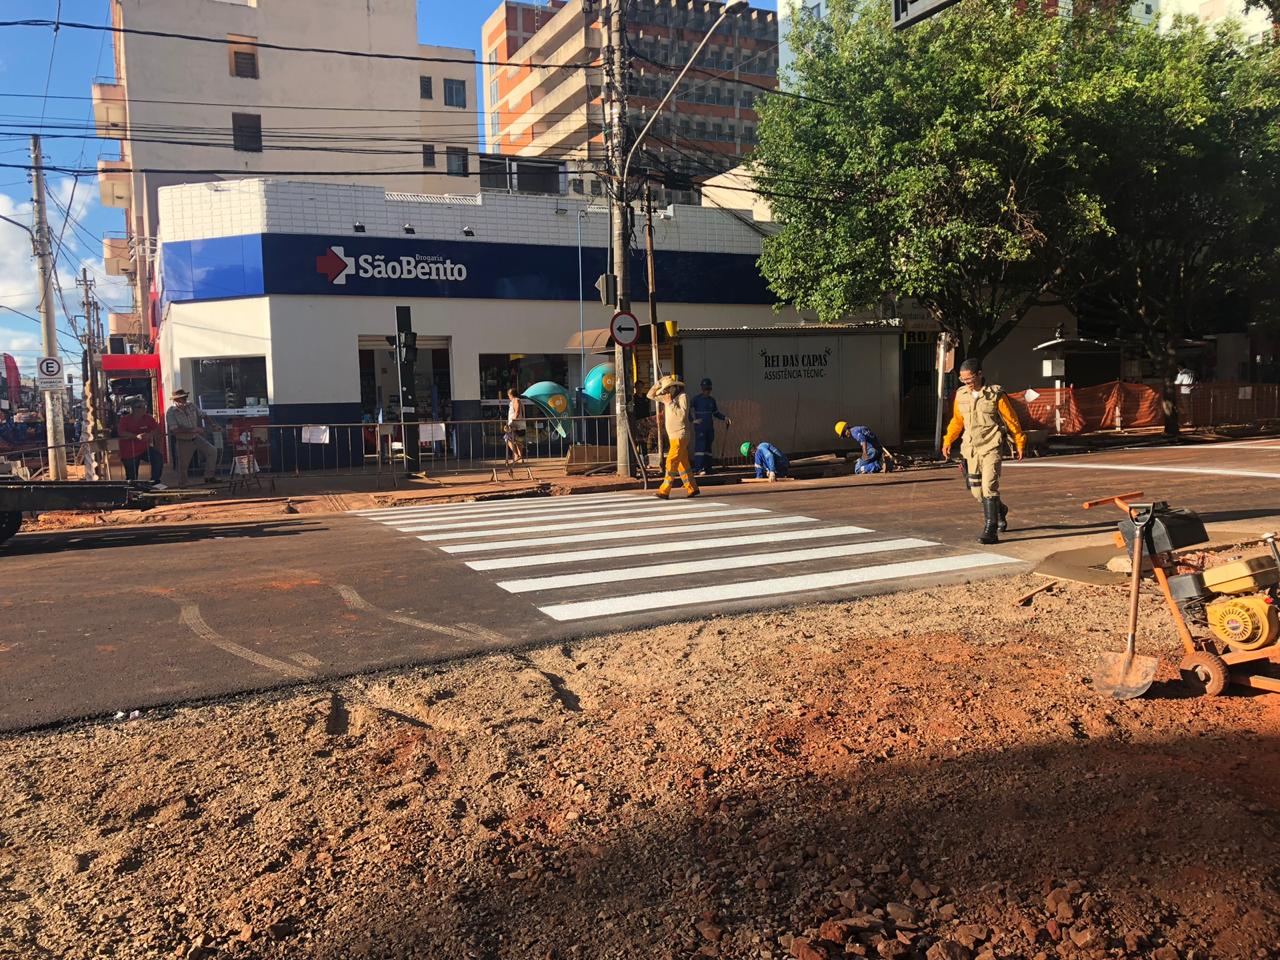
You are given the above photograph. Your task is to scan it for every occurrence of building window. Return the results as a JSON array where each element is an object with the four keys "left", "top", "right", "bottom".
[
  {"left": 227, "top": 35, "right": 258, "bottom": 77},
  {"left": 479, "top": 354, "right": 569, "bottom": 401},
  {"left": 191, "top": 356, "right": 269, "bottom": 416},
  {"left": 232, "top": 50, "right": 258, "bottom": 78},
  {"left": 590, "top": 179, "right": 602, "bottom": 196},
  {"left": 571, "top": 179, "right": 585, "bottom": 195},
  {"left": 422, "top": 144, "right": 436, "bottom": 167},
  {"left": 444, "top": 78, "right": 467, "bottom": 108},
  {"left": 446, "top": 146, "right": 468, "bottom": 176},
  {"left": 419, "top": 76, "right": 433, "bottom": 100},
  {"left": 231, "top": 113, "right": 262, "bottom": 152}
]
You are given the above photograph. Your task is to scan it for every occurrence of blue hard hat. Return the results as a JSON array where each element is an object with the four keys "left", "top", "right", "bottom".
[{"left": 700, "top": 378, "right": 712, "bottom": 389}]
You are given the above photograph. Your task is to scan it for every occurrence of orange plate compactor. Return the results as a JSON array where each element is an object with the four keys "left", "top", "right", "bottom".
[{"left": 1084, "top": 492, "right": 1280, "bottom": 697}]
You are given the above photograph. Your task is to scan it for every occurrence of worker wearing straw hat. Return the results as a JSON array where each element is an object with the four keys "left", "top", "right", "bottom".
[{"left": 647, "top": 375, "right": 699, "bottom": 500}]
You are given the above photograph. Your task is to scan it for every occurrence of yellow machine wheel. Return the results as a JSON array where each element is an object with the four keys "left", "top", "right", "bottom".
[
  {"left": 1206, "top": 597, "right": 1279, "bottom": 652},
  {"left": 1179, "top": 651, "right": 1231, "bottom": 697}
]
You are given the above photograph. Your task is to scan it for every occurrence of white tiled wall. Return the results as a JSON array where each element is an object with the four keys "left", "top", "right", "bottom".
[{"left": 157, "top": 179, "right": 767, "bottom": 256}]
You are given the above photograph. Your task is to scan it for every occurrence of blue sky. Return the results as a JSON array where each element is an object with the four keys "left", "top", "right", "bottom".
[{"left": 0, "top": 0, "right": 776, "bottom": 376}]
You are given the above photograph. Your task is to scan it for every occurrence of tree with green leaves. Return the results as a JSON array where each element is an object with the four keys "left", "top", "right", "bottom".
[
  {"left": 755, "top": 0, "right": 1106, "bottom": 361},
  {"left": 1054, "top": 18, "right": 1280, "bottom": 433}
]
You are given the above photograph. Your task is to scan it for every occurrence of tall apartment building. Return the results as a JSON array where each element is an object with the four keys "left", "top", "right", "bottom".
[
  {"left": 92, "top": 0, "right": 480, "bottom": 348},
  {"left": 481, "top": 0, "right": 779, "bottom": 205}
]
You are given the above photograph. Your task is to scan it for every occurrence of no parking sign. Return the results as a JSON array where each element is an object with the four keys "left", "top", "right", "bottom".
[{"left": 36, "top": 356, "right": 63, "bottom": 392}]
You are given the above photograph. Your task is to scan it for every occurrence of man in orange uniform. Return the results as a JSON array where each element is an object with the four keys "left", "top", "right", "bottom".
[
  {"left": 941, "top": 358, "right": 1025, "bottom": 544},
  {"left": 647, "top": 375, "right": 699, "bottom": 500}
]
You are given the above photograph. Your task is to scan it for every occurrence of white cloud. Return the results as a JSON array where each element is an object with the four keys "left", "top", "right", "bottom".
[
  {"left": 0, "top": 192, "right": 40, "bottom": 314},
  {"left": 0, "top": 332, "right": 40, "bottom": 354},
  {"left": 52, "top": 176, "right": 94, "bottom": 226}
]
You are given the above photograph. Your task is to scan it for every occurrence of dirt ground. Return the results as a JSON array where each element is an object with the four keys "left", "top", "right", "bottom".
[{"left": 2, "top": 575, "right": 1278, "bottom": 960}]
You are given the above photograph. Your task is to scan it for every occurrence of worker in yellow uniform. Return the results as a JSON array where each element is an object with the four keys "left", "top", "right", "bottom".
[
  {"left": 648, "top": 375, "right": 700, "bottom": 500},
  {"left": 941, "top": 358, "right": 1025, "bottom": 544}
]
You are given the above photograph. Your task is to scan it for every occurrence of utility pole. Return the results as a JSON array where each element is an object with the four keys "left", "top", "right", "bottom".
[
  {"left": 606, "top": 0, "right": 631, "bottom": 477},
  {"left": 79, "top": 268, "right": 109, "bottom": 479},
  {"left": 643, "top": 180, "right": 664, "bottom": 462},
  {"left": 31, "top": 135, "right": 68, "bottom": 481}
]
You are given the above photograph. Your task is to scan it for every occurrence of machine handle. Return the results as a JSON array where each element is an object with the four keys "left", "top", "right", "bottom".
[{"left": 1083, "top": 491, "right": 1144, "bottom": 512}]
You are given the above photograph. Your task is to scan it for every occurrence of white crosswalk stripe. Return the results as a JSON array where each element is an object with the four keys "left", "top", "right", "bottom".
[
  {"left": 415, "top": 507, "right": 768, "bottom": 542},
  {"left": 394, "top": 501, "right": 740, "bottom": 534},
  {"left": 539, "top": 553, "right": 1016, "bottom": 622},
  {"left": 349, "top": 493, "right": 1018, "bottom": 623},
  {"left": 494, "top": 538, "right": 937, "bottom": 593}
]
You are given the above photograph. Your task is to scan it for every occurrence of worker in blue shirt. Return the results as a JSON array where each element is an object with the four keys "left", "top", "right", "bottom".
[
  {"left": 835, "top": 421, "right": 884, "bottom": 474},
  {"left": 690, "top": 378, "right": 731, "bottom": 476},
  {"left": 741, "top": 441, "right": 789, "bottom": 481}
]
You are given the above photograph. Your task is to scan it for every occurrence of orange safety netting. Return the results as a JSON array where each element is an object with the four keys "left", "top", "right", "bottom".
[{"left": 1003, "top": 381, "right": 1280, "bottom": 435}]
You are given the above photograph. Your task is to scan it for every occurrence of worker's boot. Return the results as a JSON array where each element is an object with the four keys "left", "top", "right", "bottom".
[
  {"left": 997, "top": 498, "right": 1009, "bottom": 533},
  {"left": 979, "top": 497, "right": 1000, "bottom": 545}
]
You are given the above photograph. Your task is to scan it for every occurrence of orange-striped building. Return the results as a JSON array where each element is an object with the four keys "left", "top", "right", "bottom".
[{"left": 481, "top": 0, "right": 778, "bottom": 206}]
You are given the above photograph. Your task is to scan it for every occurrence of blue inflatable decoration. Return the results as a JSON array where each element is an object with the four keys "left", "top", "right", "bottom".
[
  {"left": 581, "top": 362, "right": 617, "bottom": 417},
  {"left": 521, "top": 381, "right": 572, "bottom": 438}
]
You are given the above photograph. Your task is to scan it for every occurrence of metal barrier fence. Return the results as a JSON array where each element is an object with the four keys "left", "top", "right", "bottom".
[
  {"left": 0, "top": 440, "right": 88, "bottom": 481},
  {"left": 253, "top": 415, "right": 619, "bottom": 481},
  {"left": 1, "top": 416, "right": 624, "bottom": 485}
]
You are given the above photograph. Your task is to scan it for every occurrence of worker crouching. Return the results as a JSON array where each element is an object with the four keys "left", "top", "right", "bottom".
[
  {"left": 648, "top": 375, "right": 699, "bottom": 500},
  {"left": 941, "top": 358, "right": 1025, "bottom": 544},
  {"left": 741, "top": 441, "right": 789, "bottom": 481},
  {"left": 835, "top": 422, "right": 885, "bottom": 474}
]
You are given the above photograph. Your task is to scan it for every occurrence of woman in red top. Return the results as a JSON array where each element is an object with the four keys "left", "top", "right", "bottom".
[{"left": 117, "top": 398, "right": 167, "bottom": 487}]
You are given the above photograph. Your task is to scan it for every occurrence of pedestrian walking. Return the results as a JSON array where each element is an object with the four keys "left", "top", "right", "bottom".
[
  {"left": 941, "top": 358, "right": 1026, "bottom": 544},
  {"left": 835, "top": 422, "right": 885, "bottom": 474},
  {"left": 505, "top": 388, "right": 527, "bottom": 463},
  {"left": 117, "top": 397, "right": 167, "bottom": 487},
  {"left": 690, "top": 378, "right": 731, "bottom": 476},
  {"left": 741, "top": 440, "right": 789, "bottom": 481},
  {"left": 165, "top": 389, "right": 218, "bottom": 487},
  {"left": 647, "top": 375, "right": 699, "bottom": 500}
]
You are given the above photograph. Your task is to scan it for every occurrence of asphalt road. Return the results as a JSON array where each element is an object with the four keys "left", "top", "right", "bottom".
[{"left": 2, "top": 438, "right": 1277, "bottom": 731}]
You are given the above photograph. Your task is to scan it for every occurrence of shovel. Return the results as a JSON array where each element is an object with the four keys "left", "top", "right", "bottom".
[{"left": 1092, "top": 506, "right": 1160, "bottom": 699}]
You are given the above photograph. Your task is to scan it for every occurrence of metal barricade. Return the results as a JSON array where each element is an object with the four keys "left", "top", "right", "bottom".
[{"left": 260, "top": 415, "right": 618, "bottom": 479}]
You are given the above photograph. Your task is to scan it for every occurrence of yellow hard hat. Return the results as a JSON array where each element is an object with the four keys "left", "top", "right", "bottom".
[{"left": 834, "top": 420, "right": 848, "bottom": 437}]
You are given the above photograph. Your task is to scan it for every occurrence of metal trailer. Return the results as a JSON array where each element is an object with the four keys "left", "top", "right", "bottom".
[
  {"left": 0, "top": 480, "right": 181, "bottom": 550},
  {"left": 676, "top": 325, "right": 903, "bottom": 459}
]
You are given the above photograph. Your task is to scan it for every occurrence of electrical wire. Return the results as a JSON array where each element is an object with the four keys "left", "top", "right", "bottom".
[
  {"left": 0, "top": 160, "right": 609, "bottom": 180},
  {"left": 0, "top": 90, "right": 603, "bottom": 118},
  {"left": 0, "top": 20, "right": 602, "bottom": 71},
  {"left": 38, "top": 1, "right": 62, "bottom": 128},
  {"left": 0, "top": 304, "right": 85, "bottom": 355}
]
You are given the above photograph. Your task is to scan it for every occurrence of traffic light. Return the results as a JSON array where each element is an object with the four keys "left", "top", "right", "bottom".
[{"left": 400, "top": 330, "right": 418, "bottom": 365}]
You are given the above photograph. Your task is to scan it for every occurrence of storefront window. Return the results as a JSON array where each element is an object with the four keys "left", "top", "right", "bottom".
[
  {"left": 191, "top": 356, "right": 269, "bottom": 416},
  {"left": 478, "top": 354, "right": 570, "bottom": 403}
]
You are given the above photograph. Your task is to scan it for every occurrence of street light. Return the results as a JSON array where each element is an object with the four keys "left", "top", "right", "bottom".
[{"left": 620, "top": 0, "right": 750, "bottom": 193}]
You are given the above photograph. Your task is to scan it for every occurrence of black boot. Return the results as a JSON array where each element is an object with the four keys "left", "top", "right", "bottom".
[
  {"left": 997, "top": 498, "right": 1008, "bottom": 533},
  {"left": 979, "top": 497, "right": 1000, "bottom": 545}
]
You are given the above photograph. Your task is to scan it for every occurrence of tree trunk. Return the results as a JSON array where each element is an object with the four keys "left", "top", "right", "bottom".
[{"left": 1156, "top": 341, "right": 1180, "bottom": 438}]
